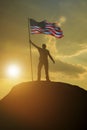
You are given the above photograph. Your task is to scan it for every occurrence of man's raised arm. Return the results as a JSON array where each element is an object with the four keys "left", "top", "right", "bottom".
[{"left": 30, "top": 40, "right": 40, "bottom": 49}]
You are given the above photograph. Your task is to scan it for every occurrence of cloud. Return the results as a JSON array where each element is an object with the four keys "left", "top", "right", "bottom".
[
  {"left": 57, "top": 41, "right": 87, "bottom": 57},
  {"left": 57, "top": 43, "right": 87, "bottom": 71},
  {"left": 58, "top": 16, "right": 67, "bottom": 26},
  {"left": 50, "top": 59, "right": 87, "bottom": 78},
  {"left": 69, "top": 44, "right": 87, "bottom": 57}
]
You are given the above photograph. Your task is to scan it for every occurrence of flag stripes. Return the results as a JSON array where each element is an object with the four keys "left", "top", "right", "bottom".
[{"left": 30, "top": 19, "right": 64, "bottom": 38}]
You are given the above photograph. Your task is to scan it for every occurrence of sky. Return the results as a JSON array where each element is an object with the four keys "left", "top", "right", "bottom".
[{"left": 0, "top": 0, "right": 87, "bottom": 99}]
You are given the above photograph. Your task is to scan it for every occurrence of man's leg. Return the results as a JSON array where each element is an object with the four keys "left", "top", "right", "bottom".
[
  {"left": 44, "top": 62, "right": 50, "bottom": 81},
  {"left": 37, "top": 62, "right": 43, "bottom": 81}
]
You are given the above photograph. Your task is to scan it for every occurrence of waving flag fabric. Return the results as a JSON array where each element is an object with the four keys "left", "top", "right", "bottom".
[{"left": 30, "top": 19, "right": 64, "bottom": 38}]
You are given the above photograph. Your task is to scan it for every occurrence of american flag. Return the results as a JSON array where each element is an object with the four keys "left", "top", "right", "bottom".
[{"left": 30, "top": 19, "right": 64, "bottom": 38}]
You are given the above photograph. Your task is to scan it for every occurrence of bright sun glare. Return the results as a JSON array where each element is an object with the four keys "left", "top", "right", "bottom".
[{"left": 6, "top": 64, "right": 20, "bottom": 78}]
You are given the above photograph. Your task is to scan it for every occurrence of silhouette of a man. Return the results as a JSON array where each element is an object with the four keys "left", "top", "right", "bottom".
[{"left": 30, "top": 40, "right": 55, "bottom": 81}]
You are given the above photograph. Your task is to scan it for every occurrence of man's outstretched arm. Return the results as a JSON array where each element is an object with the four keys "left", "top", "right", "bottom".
[
  {"left": 30, "top": 40, "right": 40, "bottom": 49},
  {"left": 48, "top": 52, "right": 55, "bottom": 64}
]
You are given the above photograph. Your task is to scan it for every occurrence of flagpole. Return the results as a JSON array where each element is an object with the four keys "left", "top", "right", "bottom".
[{"left": 28, "top": 18, "right": 33, "bottom": 81}]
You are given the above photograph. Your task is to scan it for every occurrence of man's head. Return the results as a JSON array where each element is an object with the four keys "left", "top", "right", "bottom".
[{"left": 42, "top": 44, "right": 46, "bottom": 49}]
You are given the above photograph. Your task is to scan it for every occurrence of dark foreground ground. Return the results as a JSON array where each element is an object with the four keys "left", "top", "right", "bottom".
[{"left": 0, "top": 81, "right": 87, "bottom": 130}]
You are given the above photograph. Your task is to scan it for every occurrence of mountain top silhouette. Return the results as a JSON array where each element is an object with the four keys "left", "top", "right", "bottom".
[{"left": 0, "top": 81, "right": 87, "bottom": 130}]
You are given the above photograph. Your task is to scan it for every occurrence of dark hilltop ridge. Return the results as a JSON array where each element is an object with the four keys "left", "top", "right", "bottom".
[{"left": 0, "top": 81, "right": 87, "bottom": 130}]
